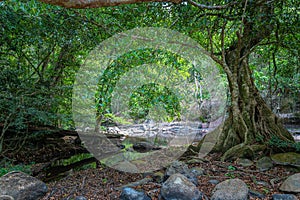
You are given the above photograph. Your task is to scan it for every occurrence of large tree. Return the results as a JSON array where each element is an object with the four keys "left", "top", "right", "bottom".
[{"left": 37, "top": 0, "right": 298, "bottom": 160}]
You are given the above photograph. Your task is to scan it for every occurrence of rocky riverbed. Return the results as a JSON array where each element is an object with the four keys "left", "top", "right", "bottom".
[
  {"left": 285, "top": 124, "right": 300, "bottom": 142},
  {"left": 106, "top": 121, "right": 208, "bottom": 144},
  {"left": 103, "top": 121, "right": 300, "bottom": 144}
]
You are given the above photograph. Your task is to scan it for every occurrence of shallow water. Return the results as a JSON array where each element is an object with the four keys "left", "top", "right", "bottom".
[{"left": 285, "top": 124, "right": 300, "bottom": 142}]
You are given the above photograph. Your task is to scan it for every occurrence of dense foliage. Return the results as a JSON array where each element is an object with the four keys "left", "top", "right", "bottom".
[
  {"left": 0, "top": 0, "right": 299, "bottom": 159},
  {"left": 96, "top": 48, "right": 193, "bottom": 123}
]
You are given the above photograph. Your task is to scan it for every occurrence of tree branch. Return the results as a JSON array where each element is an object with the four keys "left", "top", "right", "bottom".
[
  {"left": 39, "top": 0, "right": 182, "bottom": 8},
  {"left": 196, "top": 12, "right": 237, "bottom": 20},
  {"left": 187, "top": 0, "right": 238, "bottom": 10}
]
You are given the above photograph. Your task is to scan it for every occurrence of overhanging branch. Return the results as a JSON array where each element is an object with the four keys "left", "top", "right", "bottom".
[
  {"left": 187, "top": 0, "right": 238, "bottom": 10},
  {"left": 38, "top": 0, "right": 182, "bottom": 8}
]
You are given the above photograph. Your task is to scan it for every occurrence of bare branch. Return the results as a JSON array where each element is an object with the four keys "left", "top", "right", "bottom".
[
  {"left": 209, "top": 53, "right": 223, "bottom": 67},
  {"left": 196, "top": 12, "right": 237, "bottom": 20},
  {"left": 188, "top": 0, "right": 238, "bottom": 10}
]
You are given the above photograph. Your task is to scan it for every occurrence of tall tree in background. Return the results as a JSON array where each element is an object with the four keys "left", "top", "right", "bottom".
[{"left": 38, "top": 0, "right": 299, "bottom": 160}]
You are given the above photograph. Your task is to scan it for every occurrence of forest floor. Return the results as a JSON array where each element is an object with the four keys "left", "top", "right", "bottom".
[{"left": 41, "top": 153, "right": 300, "bottom": 200}]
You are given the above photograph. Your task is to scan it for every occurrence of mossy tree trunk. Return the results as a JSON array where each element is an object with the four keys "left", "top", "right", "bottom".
[
  {"left": 210, "top": 1, "right": 295, "bottom": 161},
  {"left": 212, "top": 47, "right": 294, "bottom": 161}
]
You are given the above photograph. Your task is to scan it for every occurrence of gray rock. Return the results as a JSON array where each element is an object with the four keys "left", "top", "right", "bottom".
[
  {"left": 161, "top": 173, "right": 202, "bottom": 200},
  {"left": 211, "top": 178, "right": 249, "bottom": 200},
  {"left": 185, "top": 174, "right": 199, "bottom": 186},
  {"left": 0, "top": 195, "right": 14, "bottom": 200},
  {"left": 189, "top": 167, "right": 205, "bottom": 176},
  {"left": 256, "top": 157, "right": 273, "bottom": 171},
  {"left": 132, "top": 141, "right": 161, "bottom": 153},
  {"left": 271, "top": 152, "right": 300, "bottom": 167},
  {"left": 256, "top": 180, "right": 270, "bottom": 187},
  {"left": 279, "top": 173, "right": 300, "bottom": 192},
  {"left": 208, "top": 179, "right": 219, "bottom": 185},
  {"left": 236, "top": 158, "right": 254, "bottom": 167},
  {"left": 272, "top": 194, "right": 298, "bottom": 200},
  {"left": 164, "top": 161, "right": 198, "bottom": 185},
  {"left": 0, "top": 171, "right": 47, "bottom": 200},
  {"left": 165, "top": 161, "right": 190, "bottom": 178},
  {"left": 113, "top": 160, "right": 139, "bottom": 173},
  {"left": 75, "top": 196, "right": 87, "bottom": 200},
  {"left": 120, "top": 187, "right": 151, "bottom": 200},
  {"left": 249, "top": 190, "right": 265, "bottom": 199}
]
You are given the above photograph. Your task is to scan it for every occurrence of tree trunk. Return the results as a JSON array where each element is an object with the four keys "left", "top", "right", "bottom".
[
  {"left": 192, "top": 0, "right": 296, "bottom": 161},
  {"left": 211, "top": 45, "right": 294, "bottom": 161}
]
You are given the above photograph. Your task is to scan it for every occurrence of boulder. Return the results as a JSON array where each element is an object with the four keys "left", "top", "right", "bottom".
[
  {"left": 120, "top": 187, "right": 151, "bottom": 200},
  {"left": 0, "top": 171, "right": 47, "bottom": 200},
  {"left": 164, "top": 161, "right": 198, "bottom": 185},
  {"left": 161, "top": 173, "right": 202, "bottom": 200},
  {"left": 256, "top": 157, "right": 273, "bottom": 171},
  {"left": 272, "top": 194, "right": 298, "bottom": 200},
  {"left": 211, "top": 178, "right": 249, "bottom": 200},
  {"left": 271, "top": 152, "right": 300, "bottom": 167},
  {"left": 165, "top": 161, "right": 190, "bottom": 178},
  {"left": 0, "top": 195, "right": 14, "bottom": 200},
  {"left": 279, "top": 173, "right": 300, "bottom": 193}
]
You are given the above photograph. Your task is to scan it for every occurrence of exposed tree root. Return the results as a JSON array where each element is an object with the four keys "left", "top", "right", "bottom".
[
  {"left": 221, "top": 143, "right": 266, "bottom": 161},
  {"left": 189, "top": 109, "right": 293, "bottom": 161}
]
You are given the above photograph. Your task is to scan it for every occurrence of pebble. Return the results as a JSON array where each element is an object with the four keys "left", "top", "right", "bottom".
[
  {"left": 208, "top": 179, "right": 219, "bottom": 185},
  {"left": 75, "top": 196, "right": 87, "bottom": 200}
]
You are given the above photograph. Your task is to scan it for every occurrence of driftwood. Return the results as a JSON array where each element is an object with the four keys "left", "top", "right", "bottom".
[
  {"left": 0, "top": 124, "right": 124, "bottom": 181},
  {"left": 1, "top": 124, "right": 124, "bottom": 161},
  {"left": 35, "top": 157, "right": 99, "bottom": 182}
]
